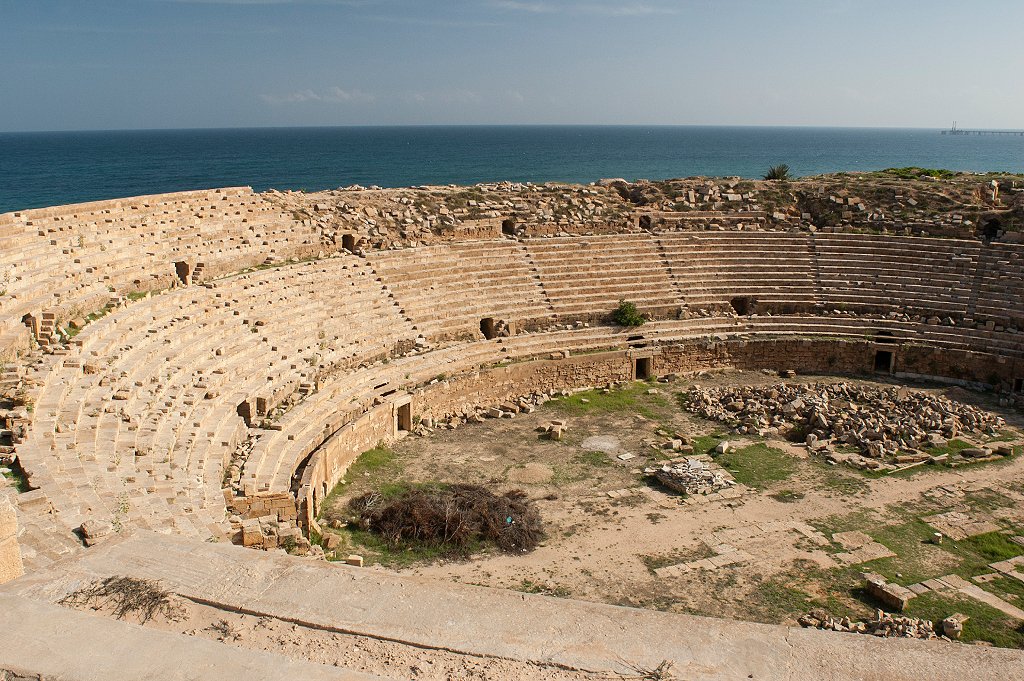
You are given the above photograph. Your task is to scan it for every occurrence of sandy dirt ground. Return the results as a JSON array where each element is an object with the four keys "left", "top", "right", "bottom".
[{"left": 325, "top": 371, "right": 1024, "bottom": 625}]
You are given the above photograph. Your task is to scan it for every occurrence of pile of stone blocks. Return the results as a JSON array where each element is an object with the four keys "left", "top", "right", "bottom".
[
  {"left": 646, "top": 457, "right": 736, "bottom": 496},
  {"left": 685, "top": 382, "right": 1005, "bottom": 468},
  {"left": 798, "top": 608, "right": 939, "bottom": 639},
  {"left": 234, "top": 514, "right": 315, "bottom": 556}
]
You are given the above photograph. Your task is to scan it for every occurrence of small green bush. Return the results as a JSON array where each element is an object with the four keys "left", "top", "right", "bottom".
[
  {"left": 612, "top": 300, "right": 646, "bottom": 327},
  {"left": 763, "top": 164, "right": 791, "bottom": 181}
]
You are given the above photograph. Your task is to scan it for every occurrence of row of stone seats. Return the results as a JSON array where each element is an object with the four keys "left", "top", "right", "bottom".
[
  {"left": 656, "top": 232, "right": 818, "bottom": 311},
  {"left": 365, "top": 240, "right": 556, "bottom": 341},
  {"left": 523, "top": 234, "right": 682, "bottom": 320},
  {"left": 0, "top": 188, "right": 320, "bottom": 356},
  {"left": 241, "top": 310, "right": 1024, "bottom": 499},
  {"left": 813, "top": 234, "right": 981, "bottom": 318},
  {"left": 971, "top": 243, "right": 1024, "bottom": 329},
  {"left": 12, "top": 257, "right": 416, "bottom": 567}
]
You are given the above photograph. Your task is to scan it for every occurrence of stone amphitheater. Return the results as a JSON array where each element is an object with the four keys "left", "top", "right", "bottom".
[{"left": 1, "top": 176, "right": 1023, "bottom": 680}]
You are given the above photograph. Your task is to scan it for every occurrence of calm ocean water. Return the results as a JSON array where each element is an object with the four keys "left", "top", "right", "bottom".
[{"left": 2, "top": 126, "right": 1023, "bottom": 213}]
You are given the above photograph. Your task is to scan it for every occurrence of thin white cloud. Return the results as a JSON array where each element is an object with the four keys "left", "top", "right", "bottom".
[
  {"left": 403, "top": 89, "right": 483, "bottom": 105},
  {"left": 491, "top": 0, "right": 554, "bottom": 12},
  {"left": 166, "top": 0, "right": 375, "bottom": 5},
  {"left": 260, "top": 86, "right": 376, "bottom": 104},
  {"left": 491, "top": 0, "right": 677, "bottom": 16}
]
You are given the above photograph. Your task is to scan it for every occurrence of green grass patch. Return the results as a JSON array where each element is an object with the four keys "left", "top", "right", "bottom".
[
  {"left": 690, "top": 435, "right": 724, "bottom": 456},
  {"left": 903, "top": 591, "right": 1024, "bottom": 648},
  {"left": 961, "top": 488, "right": 1017, "bottom": 512},
  {"left": 326, "top": 526, "right": 459, "bottom": 568},
  {"left": 746, "top": 570, "right": 823, "bottom": 623},
  {"left": 1, "top": 460, "right": 32, "bottom": 494},
  {"left": 924, "top": 438, "right": 973, "bottom": 457},
  {"left": 319, "top": 445, "right": 403, "bottom": 514},
  {"left": 574, "top": 450, "right": 613, "bottom": 468},
  {"left": 770, "top": 489, "right": 805, "bottom": 503},
  {"left": 549, "top": 383, "right": 664, "bottom": 420},
  {"left": 715, "top": 444, "right": 797, "bottom": 490},
  {"left": 961, "top": 532, "right": 1024, "bottom": 563}
]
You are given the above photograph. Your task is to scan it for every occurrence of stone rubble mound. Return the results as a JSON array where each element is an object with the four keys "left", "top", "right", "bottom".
[
  {"left": 798, "top": 609, "right": 941, "bottom": 639},
  {"left": 685, "top": 382, "right": 1004, "bottom": 466},
  {"left": 645, "top": 457, "right": 736, "bottom": 495}
]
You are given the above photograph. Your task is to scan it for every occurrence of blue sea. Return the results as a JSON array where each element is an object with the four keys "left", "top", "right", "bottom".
[{"left": 2, "top": 125, "right": 1023, "bottom": 214}]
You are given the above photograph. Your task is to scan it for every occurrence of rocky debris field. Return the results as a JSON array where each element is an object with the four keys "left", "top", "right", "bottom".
[
  {"left": 684, "top": 382, "right": 1008, "bottom": 470},
  {"left": 798, "top": 608, "right": 966, "bottom": 641},
  {"left": 263, "top": 171, "right": 1024, "bottom": 251}
]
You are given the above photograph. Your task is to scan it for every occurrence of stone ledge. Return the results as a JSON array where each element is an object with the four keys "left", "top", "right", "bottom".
[
  {"left": 4, "top": 532, "right": 1024, "bottom": 681},
  {"left": 0, "top": 594, "right": 385, "bottom": 681}
]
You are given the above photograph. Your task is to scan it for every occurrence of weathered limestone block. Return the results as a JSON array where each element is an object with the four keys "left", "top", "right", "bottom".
[
  {"left": 79, "top": 519, "right": 113, "bottom": 547},
  {"left": 863, "top": 573, "right": 915, "bottom": 612}
]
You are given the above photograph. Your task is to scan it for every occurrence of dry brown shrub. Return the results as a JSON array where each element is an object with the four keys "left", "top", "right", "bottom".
[{"left": 349, "top": 484, "right": 543, "bottom": 554}]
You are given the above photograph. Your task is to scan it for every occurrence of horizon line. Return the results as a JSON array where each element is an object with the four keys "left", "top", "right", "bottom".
[{"left": 2, "top": 123, "right": 1012, "bottom": 135}]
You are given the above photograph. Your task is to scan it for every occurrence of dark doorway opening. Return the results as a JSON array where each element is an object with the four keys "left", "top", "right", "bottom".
[
  {"left": 480, "top": 317, "right": 497, "bottom": 340},
  {"left": 978, "top": 216, "right": 1002, "bottom": 241},
  {"left": 501, "top": 219, "right": 516, "bottom": 236},
  {"left": 638, "top": 215, "right": 653, "bottom": 230},
  {"left": 397, "top": 403, "right": 412, "bottom": 432},
  {"left": 729, "top": 296, "right": 755, "bottom": 316},
  {"left": 1013, "top": 378, "right": 1023, "bottom": 393},
  {"left": 874, "top": 350, "right": 893, "bottom": 373},
  {"left": 635, "top": 357, "right": 653, "bottom": 380},
  {"left": 342, "top": 234, "right": 356, "bottom": 251},
  {"left": 174, "top": 261, "right": 191, "bottom": 285}
]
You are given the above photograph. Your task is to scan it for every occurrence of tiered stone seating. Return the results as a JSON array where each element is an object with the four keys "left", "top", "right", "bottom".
[
  {"left": 11, "top": 256, "right": 415, "bottom": 566},
  {"left": 656, "top": 232, "right": 818, "bottom": 312},
  {"left": 365, "top": 240, "right": 556, "bottom": 341},
  {"left": 0, "top": 188, "right": 319, "bottom": 356},
  {"left": 524, "top": 234, "right": 682, "bottom": 320},
  {"left": 970, "top": 243, "right": 1024, "bottom": 329},
  {"left": 813, "top": 234, "right": 981, "bottom": 319},
  {"left": 3, "top": 187, "right": 1022, "bottom": 575}
]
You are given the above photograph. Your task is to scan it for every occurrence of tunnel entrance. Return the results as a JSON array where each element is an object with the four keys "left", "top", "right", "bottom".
[
  {"left": 729, "top": 296, "right": 755, "bottom": 316},
  {"left": 342, "top": 234, "right": 356, "bottom": 251},
  {"left": 396, "top": 402, "right": 412, "bottom": 432},
  {"left": 873, "top": 350, "right": 894, "bottom": 373},
  {"left": 480, "top": 317, "right": 497, "bottom": 340},
  {"left": 501, "top": 219, "right": 516, "bottom": 236},
  {"left": 635, "top": 357, "right": 653, "bottom": 380},
  {"left": 174, "top": 261, "right": 191, "bottom": 285}
]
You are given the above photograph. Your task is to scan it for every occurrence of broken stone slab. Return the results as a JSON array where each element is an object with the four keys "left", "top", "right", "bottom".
[
  {"left": 863, "top": 572, "right": 916, "bottom": 612},
  {"left": 79, "top": 519, "right": 114, "bottom": 547},
  {"left": 942, "top": 613, "right": 969, "bottom": 639}
]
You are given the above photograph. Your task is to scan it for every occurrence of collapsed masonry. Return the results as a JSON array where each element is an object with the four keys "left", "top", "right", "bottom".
[{"left": 685, "top": 383, "right": 1008, "bottom": 471}]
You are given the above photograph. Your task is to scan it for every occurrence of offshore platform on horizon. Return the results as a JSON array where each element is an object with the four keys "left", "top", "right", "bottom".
[{"left": 942, "top": 121, "right": 1024, "bottom": 136}]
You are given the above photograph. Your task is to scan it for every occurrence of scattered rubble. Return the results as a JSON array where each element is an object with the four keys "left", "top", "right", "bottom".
[
  {"left": 685, "top": 382, "right": 1006, "bottom": 469},
  {"left": 646, "top": 457, "right": 736, "bottom": 496},
  {"left": 798, "top": 608, "right": 944, "bottom": 640}
]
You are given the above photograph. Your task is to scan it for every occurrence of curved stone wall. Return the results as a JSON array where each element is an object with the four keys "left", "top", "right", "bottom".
[{"left": 1, "top": 189, "right": 1022, "bottom": 568}]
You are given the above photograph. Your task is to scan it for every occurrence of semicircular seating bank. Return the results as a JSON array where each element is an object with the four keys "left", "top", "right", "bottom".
[{"left": 1, "top": 188, "right": 1022, "bottom": 571}]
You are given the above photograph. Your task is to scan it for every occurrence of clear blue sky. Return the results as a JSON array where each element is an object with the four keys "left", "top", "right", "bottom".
[{"left": 2, "top": 0, "right": 1022, "bottom": 132}]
